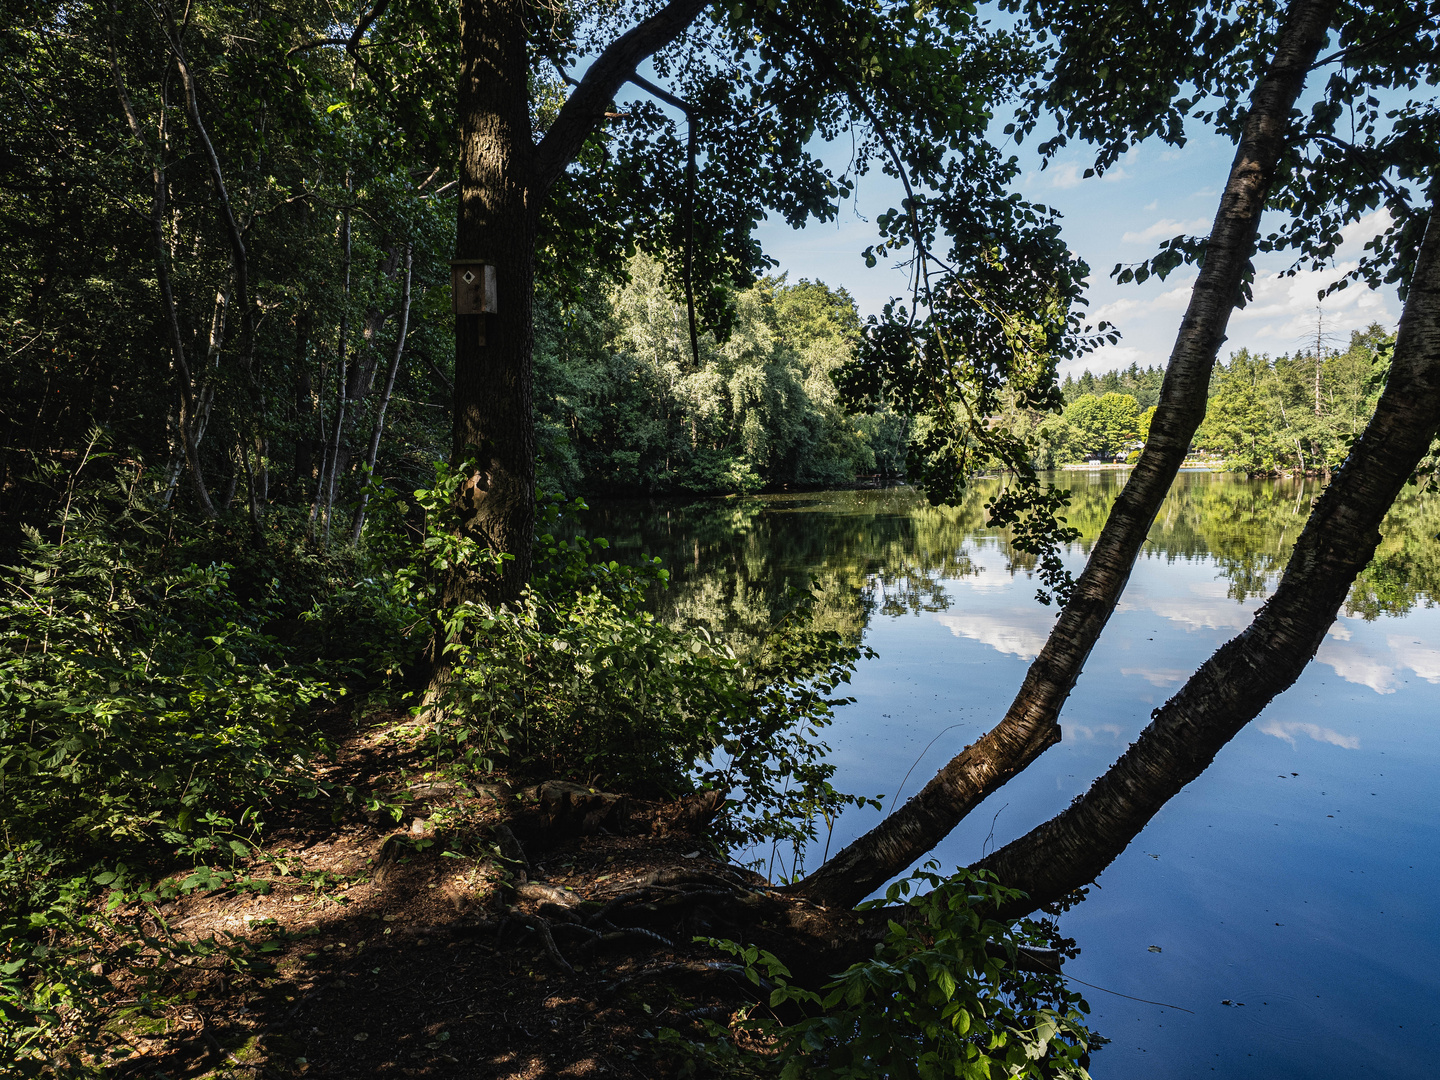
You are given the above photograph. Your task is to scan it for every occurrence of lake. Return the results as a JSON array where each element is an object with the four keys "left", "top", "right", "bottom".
[{"left": 580, "top": 470, "right": 1440, "bottom": 1079}]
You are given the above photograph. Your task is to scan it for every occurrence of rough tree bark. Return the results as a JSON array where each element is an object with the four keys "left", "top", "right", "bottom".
[
  {"left": 445, "top": 0, "right": 709, "bottom": 608},
  {"left": 449, "top": 0, "right": 537, "bottom": 605},
  {"left": 793, "top": 0, "right": 1339, "bottom": 909},
  {"left": 977, "top": 196, "right": 1440, "bottom": 917}
]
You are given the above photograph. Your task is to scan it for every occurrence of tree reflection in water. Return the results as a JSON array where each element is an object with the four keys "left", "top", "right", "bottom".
[{"left": 576, "top": 471, "right": 1440, "bottom": 653}]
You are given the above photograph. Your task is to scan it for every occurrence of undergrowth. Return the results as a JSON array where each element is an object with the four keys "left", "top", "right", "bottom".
[
  {"left": 0, "top": 449, "right": 872, "bottom": 1073},
  {"left": 664, "top": 868, "right": 1093, "bottom": 1080}
]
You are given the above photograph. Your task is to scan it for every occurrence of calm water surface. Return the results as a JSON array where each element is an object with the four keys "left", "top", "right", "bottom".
[{"left": 580, "top": 471, "right": 1440, "bottom": 1079}]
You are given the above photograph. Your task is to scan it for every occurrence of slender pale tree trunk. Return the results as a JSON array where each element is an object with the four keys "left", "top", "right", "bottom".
[
  {"left": 167, "top": 15, "right": 265, "bottom": 526},
  {"left": 352, "top": 242, "right": 414, "bottom": 542},
  {"left": 977, "top": 199, "right": 1440, "bottom": 916},
  {"left": 110, "top": 41, "right": 217, "bottom": 518},
  {"left": 794, "top": 0, "right": 1339, "bottom": 909},
  {"left": 320, "top": 179, "right": 353, "bottom": 545}
]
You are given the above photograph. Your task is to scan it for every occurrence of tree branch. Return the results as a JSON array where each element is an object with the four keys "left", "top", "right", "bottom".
[
  {"left": 531, "top": 0, "right": 708, "bottom": 194},
  {"left": 625, "top": 71, "right": 701, "bottom": 368},
  {"left": 288, "top": 0, "right": 391, "bottom": 56},
  {"left": 756, "top": 8, "right": 934, "bottom": 307},
  {"left": 160, "top": 13, "right": 251, "bottom": 361}
]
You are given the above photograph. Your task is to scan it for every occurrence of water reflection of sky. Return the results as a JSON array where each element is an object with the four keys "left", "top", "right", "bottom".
[{"left": 819, "top": 536, "right": 1440, "bottom": 1080}]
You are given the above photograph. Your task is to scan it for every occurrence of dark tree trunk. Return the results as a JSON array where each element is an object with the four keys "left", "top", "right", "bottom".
[
  {"left": 448, "top": 0, "right": 540, "bottom": 607},
  {"left": 443, "top": 0, "right": 709, "bottom": 609},
  {"left": 977, "top": 200, "right": 1440, "bottom": 917},
  {"left": 793, "top": 0, "right": 1339, "bottom": 909},
  {"left": 293, "top": 307, "right": 316, "bottom": 495}
]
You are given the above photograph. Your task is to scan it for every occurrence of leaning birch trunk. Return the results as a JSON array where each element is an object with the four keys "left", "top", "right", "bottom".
[
  {"left": 793, "top": 0, "right": 1339, "bottom": 909},
  {"left": 977, "top": 200, "right": 1440, "bottom": 916},
  {"left": 351, "top": 243, "right": 414, "bottom": 542}
]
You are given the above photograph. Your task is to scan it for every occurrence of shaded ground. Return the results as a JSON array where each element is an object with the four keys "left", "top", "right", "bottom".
[{"left": 82, "top": 713, "right": 828, "bottom": 1079}]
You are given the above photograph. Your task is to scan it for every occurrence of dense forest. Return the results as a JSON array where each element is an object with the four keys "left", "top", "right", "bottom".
[
  {"left": 533, "top": 258, "right": 908, "bottom": 495},
  {"left": 3, "top": 0, "right": 1438, "bottom": 1076}
]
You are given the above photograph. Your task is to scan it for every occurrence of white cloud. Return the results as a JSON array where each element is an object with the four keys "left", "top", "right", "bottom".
[
  {"left": 1230, "top": 210, "right": 1400, "bottom": 350},
  {"left": 1327, "top": 623, "right": 1353, "bottom": 641},
  {"left": 1092, "top": 280, "right": 1194, "bottom": 327},
  {"left": 1148, "top": 598, "right": 1256, "bottom": 631},
  {"left": 1077, "top": 279, "right": 1196, "bottom": 373},
  {"left": 1066, "top": 723, "right": 1126, "bottom": 740},
  {"left": 956, "top": 570, "right": 1015, "bottom": 593},
  {"left": 1258, "top": 719, "right": 1360, "bottom": 749},
  {"left": 933, "top": 612, "right": 1050, "bottom": 661},
  {"left": 1311, "top": 630, "right": 1440, "bottom": 692},
  {"left": 1092, "top": 297, "right": 1142, "bottom": 319},
  {"left": 1387, "top": 635, "right": 1440, "bottom": 683},
  {"left": 1340, "top": 208, "right": 1394, "bottom": 248},
  {"left": 1121, "top": 217, "right": 1212, "bottom": 245},
  {"left": 1230, "top": 264, "right": 1391, "bottom": 348},
  {"left": 1315, "top": 640, "right": 1397, "bottom": 694},
  {"left": 1188, "top": 581, "right": 1233, "bottom": 599},
  {"left": 1118, "top": 586, "right": 1259, "bottom": 632},
  {"left": 1121, "top": 667, "right": 1189, "bottom": 687},
  {"left": 1047, "top": 162, "right": 1085, "bottom": 189},
  {"left": 1069, "top": 207, "right": 1402, "bottom": 380}
]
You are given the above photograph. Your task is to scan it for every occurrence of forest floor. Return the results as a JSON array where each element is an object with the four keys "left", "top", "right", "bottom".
[{"left": 86, "top": 711, "right": 824, "bottom": 1079}]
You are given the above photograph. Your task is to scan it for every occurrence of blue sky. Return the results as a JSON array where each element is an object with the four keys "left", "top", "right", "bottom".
[
  {"left": 751, "top": 110, "right": 1402, "bottom": 379},
  {"left": 609, "top": 14, "right": 1411, "bottom": 381}
]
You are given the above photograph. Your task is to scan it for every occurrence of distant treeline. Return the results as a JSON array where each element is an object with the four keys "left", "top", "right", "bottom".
[
  {"left": 1030, "top": 325, "right": 1394, "bottom": 472},
  {"left": 1194, "top": 324, "right": 1393, "bottom": 475},
  {"left": 1060, "top": 363, "right": 1165, "bottom": 410}
]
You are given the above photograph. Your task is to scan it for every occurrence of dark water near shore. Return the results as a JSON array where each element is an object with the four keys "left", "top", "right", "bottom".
[{"left": 580, "top": 471, "right": 1440, "bottom": 1079}]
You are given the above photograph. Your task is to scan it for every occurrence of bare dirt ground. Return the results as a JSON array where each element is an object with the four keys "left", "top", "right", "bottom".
[{"left": 84, "top": 713, "right": 817, "bottom": 1080}]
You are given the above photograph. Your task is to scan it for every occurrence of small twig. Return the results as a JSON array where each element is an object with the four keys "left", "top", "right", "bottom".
[
  {"left": 1062, "top": 973, "right": 1195, "bottom": 1014},
  {"left": 288, "top": 0, "right": 391, "bottom": 57},
  {"left": 887, "top": 723, "right": 967, "bottom": 816}
]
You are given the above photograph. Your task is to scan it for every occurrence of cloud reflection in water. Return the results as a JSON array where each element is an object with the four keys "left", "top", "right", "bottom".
[{"left": 1258, "top": 719, "right": 1360, "bottom": 749}]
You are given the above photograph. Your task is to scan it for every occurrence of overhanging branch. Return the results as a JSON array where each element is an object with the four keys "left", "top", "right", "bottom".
[
  {"left": 532, "top": 0, "right": 708, "bottom": 194},
  {"left": 289, "top": 0, "right": 391, "bottom": 56}
]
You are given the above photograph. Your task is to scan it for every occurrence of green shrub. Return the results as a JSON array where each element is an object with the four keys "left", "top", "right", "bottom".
[
  {"left": 412, "top": 468, "right": 874, "bottom": 851},
  {"left": 667, "top": 868, "right": 1094, "bottom": 1079},
  {"left": 0, "top": 484, "right": 339, "bottom": 863}
]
